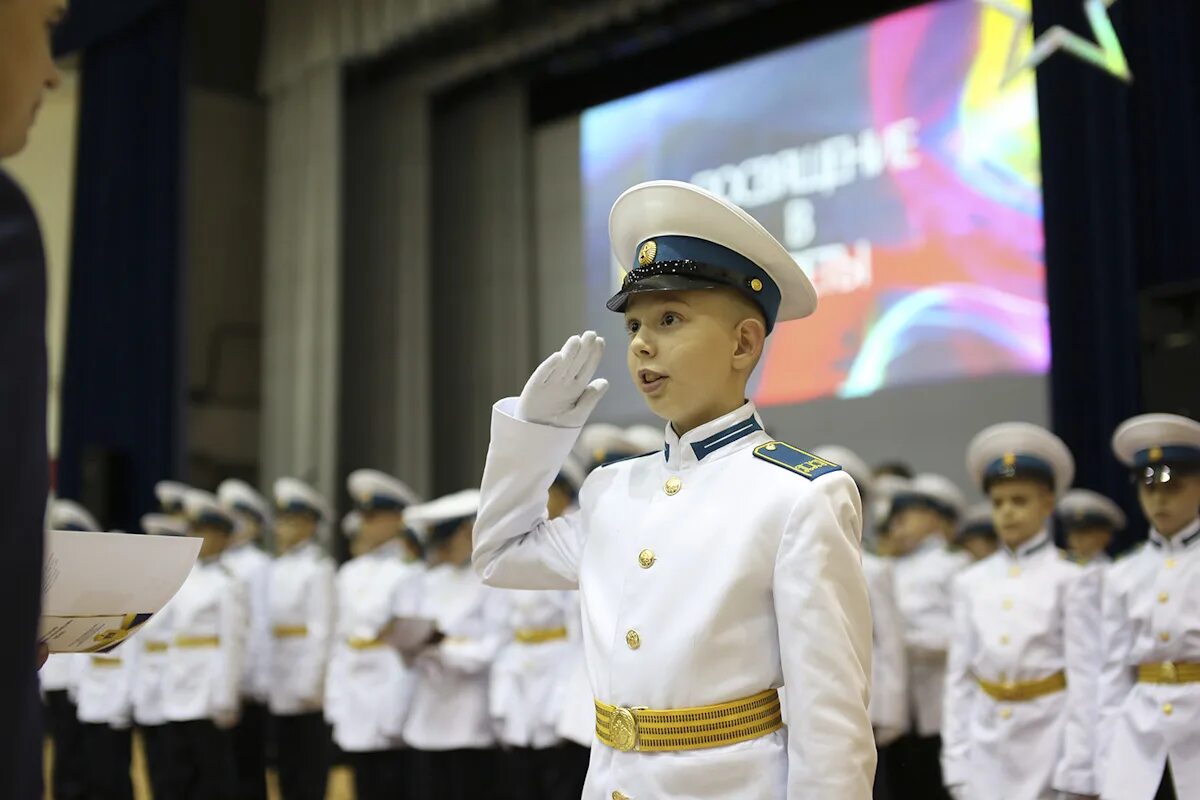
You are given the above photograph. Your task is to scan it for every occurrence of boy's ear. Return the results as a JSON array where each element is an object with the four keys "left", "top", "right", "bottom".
[{"left": 732, "top": 316, "right": 767, "bottom": 369}]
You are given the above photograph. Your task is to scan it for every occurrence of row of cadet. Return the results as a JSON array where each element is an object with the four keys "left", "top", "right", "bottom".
[
  {"left": 39, "top": 410, "right": 1200, "bottom": 800},
  {"left": 37, "top": 423, "right": 665, "bottom": 800},
  {"left": 852, "top": 412, "right": 1199, "bottom": 800}
]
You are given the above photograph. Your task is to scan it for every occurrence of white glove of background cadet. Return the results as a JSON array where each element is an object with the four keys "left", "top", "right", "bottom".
[{"left": 515, "top": 332, "right": 609, "bottom": 428}]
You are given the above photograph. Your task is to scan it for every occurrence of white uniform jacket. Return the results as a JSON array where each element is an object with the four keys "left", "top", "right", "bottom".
[
  {"left": 401, "top": 562, "right": 509, "bottom": 751},
  {"left": 863, "top": 552, "right": 909, "bottom": 736},
  {"left": 162, "top": 558, "right": 247, "bottom": 725},
  {"left": 1097, "top": 519, "right": 1200, "bottom": 800},
  {"left": 941, "top": 531, "right": 1101, "bottom": 799},
  {"left": 474, "top": 399, "right": 875, "bottom": 800},
  {"left": 325, "top": 541, "right": 423, "bottom": 752},
  {"left": 893, "top": 536, "right": 971, "bottom": 736},
  {"left": 267, "top": 541, "right": 335, "bottom": 716},
  {"left": 221, "top": 541, "right": 273, "bottom": 703},
  {"left": 491, "top": 588, "right": 574, "bottom": 748}
]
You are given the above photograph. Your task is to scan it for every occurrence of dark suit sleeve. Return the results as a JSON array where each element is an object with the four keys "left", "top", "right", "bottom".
[{"left": 0, "top": 169, "right": 50, "bottom": 798}]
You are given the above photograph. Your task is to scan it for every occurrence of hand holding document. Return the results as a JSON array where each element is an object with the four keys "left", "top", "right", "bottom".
[
  {"left": 385, "top": 616, "right": 440, "bottom": 654},
  {"left": 40, "top": 529, "right": 201, "bottom": 653}
]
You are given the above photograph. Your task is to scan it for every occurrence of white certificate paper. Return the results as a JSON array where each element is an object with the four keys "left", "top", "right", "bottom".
[{"left": 40, "top": 529, "right": 201, "bottom": 653}]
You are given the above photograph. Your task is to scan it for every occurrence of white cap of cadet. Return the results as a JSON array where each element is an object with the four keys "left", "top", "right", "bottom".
[
  {"left": 607, "top": 180, "right": 818, "bottom": 332},
  {"left": 966, "top": 422, "right": 1074, "bottom": 499}
]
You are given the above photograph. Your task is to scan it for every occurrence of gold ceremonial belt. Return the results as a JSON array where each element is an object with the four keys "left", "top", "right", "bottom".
[
  {"left": 346, "top": 636, "right": 386, "bottom": 650},
  {"left": 595, "top": 688, "right": 782, "bottom": 753},
  {"left": 976, "top": 671, "right": 1066, "bottom": 702},
  {"left": 143, "top": 641, "right": 169, "bottom": 653},
  {"left": 514, "top": 626, "right": 568, "bottom": 644},
  {"left": 175, "top": 635, "right": 220, "bottom": 648},
  {"left": 273, "top": 625, "right": 309, "bottom": 639},
  {"left": 1138, "top": 661, "right": 1200, "bottom": 684}
]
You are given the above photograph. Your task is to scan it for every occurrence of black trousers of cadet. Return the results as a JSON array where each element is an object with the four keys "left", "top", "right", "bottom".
[
  {"left": 1156, "top": 762, "right": 1177, "bottom": 800},
  {"left": 872, "top": 740, "right": 899, "bottom": 800},
  {"left": 233, "top": 701, "right": 269, "bottom": 800},
  {"left": 887, "top": 734, "right": 951, "bottom": 800},
  {"left": 81, "top": 722, "right": 133, "bottom": 800},
  {"left": 554, "top": 742, "right": 592, "bottom": 800},
  {"left": 139, "top": 724, "right": 172, "bottom": 800},
  {"left": 274, "top": 712, "right": 329, "bottom": 800},
  {"left": 409, "top": 749, "right": 497, "bottom": 800},
  {"left": 165, "top": 720, "right": 236, "bottom": 799},
  {"left": 499, "top": 744, "right": 592, "bottom": 800},
  {"left": 349, "top": 749, "right": 408, "bottom": 800},
  {"left": 44, "top": 690, "right": 87, "bottom": 800}
]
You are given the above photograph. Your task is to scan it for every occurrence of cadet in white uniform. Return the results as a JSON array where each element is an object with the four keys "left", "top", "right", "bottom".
[
  {"left": 814, "top": 446, "right": 908, "bottom": 800},
  {"left": 268, "top": 478, "right": 336, "bottom": 800},
  {"left": 403, "top": 490, "right": 510, "bottom": 800},
  {"left": 1098, "top": 414, "right": 1200, "bottom": 800},
  {"left": 42, "top": 500, "right": 101, "bottom": 800},
  {"left": 943, "top": 423, "right": 1101, "bottom": 800},
  {"left": 159, "top": 491, "right": 247, "bottom": 799},
  {"left": 955, "top": 502, "right": 1000, "bottom": 563},
  {"left": 1058, "top": 488, "right": 1125, "bottom": 566},
  {"left": 888, "top": 473, "right": 970, "bottom": 800},
  {"left": 74, "top": 638, "right": 136, "bottom": 800},
  {"left": 492, "top": 584, "right": 574, "bottom": 798},
  {"left": 216, "top": 478, "right": 274, "bottom": 800},
  {"left": 326, "top": 469, "right": 423, "bottom": 800},
  {"left": 55, "top": 502, "right": 135, "bottom": 800},
  {"left": 474, "top": 180, "right": 875, "bottom": 800},
  {"left": 132, "top": 513, "right": 189, "bottom": 800}
]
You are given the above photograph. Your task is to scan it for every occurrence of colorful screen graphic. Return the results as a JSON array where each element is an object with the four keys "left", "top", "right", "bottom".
[{"left": 581, "top": 0, "right": 1047, "bottom": 411}]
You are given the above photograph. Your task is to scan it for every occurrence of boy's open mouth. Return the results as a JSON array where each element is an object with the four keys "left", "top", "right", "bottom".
[{"left": 638, "top": 368, "right": 669, "bottom": 395}]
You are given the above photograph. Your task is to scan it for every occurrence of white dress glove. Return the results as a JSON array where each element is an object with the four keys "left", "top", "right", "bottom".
[{"left": 515, "top": 332, "right": 609, "bottom": 428}]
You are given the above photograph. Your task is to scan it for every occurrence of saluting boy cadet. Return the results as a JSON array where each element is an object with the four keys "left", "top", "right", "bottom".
[
  {"left": 1098, "top": 414, "right": 1200, "bottom": 800},
  {"left": 160, "top": 490, "right": 247, "bottom": 799},
  {"left": 132, "top": 512, "right": 189, "bottom": 800},
  {"left": 216, "top": 479, "right": 274, "bottom": 800},
  {"left": 955, "top": 502, "right": 1001, "bottom": 563},
  {"left": 268, "top": 478, "right": 336, "bottom": 800},
  {"left": 1057, "top": 488, "right": 1126, "bottom": 566},
  {"left": 325, "top": 469, "right": 422, "bottom": 800},
  {"left": 888, "top": 472, "right": 970, "bottom": 800},
  {"left": 942, "top": 423, "right": 1101, "bottom": 800},
  {"left": 402, "top": 490, "right": 510, "bottom": 800},
  {"left": 474, "top": 180, "right": 875, "bottom": 800}
]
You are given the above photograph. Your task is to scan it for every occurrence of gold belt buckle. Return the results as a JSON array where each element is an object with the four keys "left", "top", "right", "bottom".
[
  {"left": 610, "top": 706, "right": 645, "bottom": 752},
  {"left": 1163, "top": 661, "right": 1178, "bottom": 683}
]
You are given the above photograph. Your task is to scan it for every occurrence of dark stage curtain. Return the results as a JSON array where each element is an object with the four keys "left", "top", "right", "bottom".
[
  {"left": 1036, "top": 0, "right": 1200, "bottom": 553},
  {"left": 56, "top": 1, "right": 187, "bottom": 530}
]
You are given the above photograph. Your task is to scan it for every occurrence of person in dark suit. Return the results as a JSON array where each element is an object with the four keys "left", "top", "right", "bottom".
[{"left": 0, "top": 1, "right": 69, "bottom": 797}]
